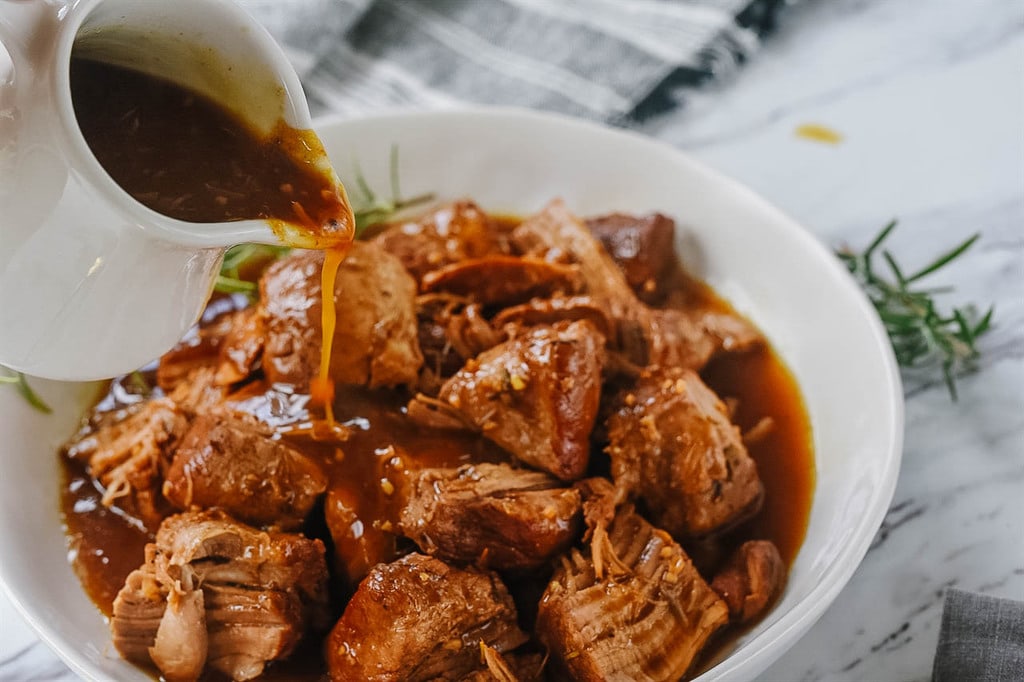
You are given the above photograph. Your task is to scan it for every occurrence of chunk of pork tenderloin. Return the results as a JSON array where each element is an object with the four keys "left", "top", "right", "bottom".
[
  {"left": 327, "top": 553, "right": 528, "bottom": 682},
  {"left": 155, "top": 304, "right": 266, "bottom": 392},
  {"left": 434, "top": 320, "right": 606, "bottom": 481},
  {"left": 711, "top": 540, "right": 786, "bottom": 624},
  {"left": 162, "top": 411, "right": 327, "bottom": 530},
  {"left": 396, "top": 463, "right": 582, "bottom": 570},
  {"left": 633, "top": 306, "right": 761, "bottom": 371},
  {"left": 513, "top": 200, "right": 759, "bottom": 370},
  {"left": 215, "top": 307, "right": 266, "bottom": 385},
  {"left": 536, "top": 506, "right": 729, "bottom": 681},
  {"left": 156, "top": 309, "right": 238, "bottom": 392},
  {"left": 624, "top": 306, "right": 759, "bottom": 371},
  {"left": 606, "top": 366, "right": 764, "bottom": 538},
  {"left": 259, "top": 242, "right": 423, "bottom": 390},
  {"left": 63, "top": 398, "right": 188, "bottom": 531},
  {"left": 584, "top": 212, "right": 677, "bottom": 305},
  {"left": 372, "top": 200, "right": 509, "bottom": 283},
  {"left": 511, "top": 200, "right": 636, "bottom": 322},
  {"left": 111, "top": 510, "right": 329, "bottom": 682}
]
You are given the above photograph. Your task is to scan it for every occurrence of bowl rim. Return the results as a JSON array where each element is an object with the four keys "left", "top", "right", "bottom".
[{"left": 0, "top": 104, "right": 904, "bottom": 682}]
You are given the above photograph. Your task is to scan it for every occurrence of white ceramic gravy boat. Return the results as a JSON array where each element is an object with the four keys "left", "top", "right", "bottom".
[{"left": 0, "top": 0, "right": 331, "bottom": 380}]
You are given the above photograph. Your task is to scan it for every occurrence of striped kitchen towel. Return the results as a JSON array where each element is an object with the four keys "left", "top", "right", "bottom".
[{"left": 239, "top": 0, "right": 790, "bottom": 124}]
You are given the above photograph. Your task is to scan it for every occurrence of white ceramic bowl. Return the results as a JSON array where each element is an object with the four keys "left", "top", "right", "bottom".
[{"left": 0, "top": 109, "right": 903, "bottom": 681}]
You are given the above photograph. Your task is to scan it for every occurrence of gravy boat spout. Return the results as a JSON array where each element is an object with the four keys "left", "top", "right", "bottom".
[{"left": 0, "top": 0, "right": 342, "bottom": 380}]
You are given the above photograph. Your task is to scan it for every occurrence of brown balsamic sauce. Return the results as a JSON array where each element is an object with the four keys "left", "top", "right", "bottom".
[
  {"left": 70, "top": 57, "right": 352, "bottom": 238},
  {"left": 59, "top": 238, "right": 814, "bottom": 682}
]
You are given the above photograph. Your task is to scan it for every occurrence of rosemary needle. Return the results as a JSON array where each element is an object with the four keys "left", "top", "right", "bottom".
[
  {"left": 0, "top": 371, "right": 52, "bottom": 414},
  {"left": 837, "top": 221, "right": 994, "bottom": 400}
]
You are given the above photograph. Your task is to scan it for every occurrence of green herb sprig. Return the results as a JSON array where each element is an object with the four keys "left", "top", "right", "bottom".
[
  {"left": 837, "top": 221, "right": 994, "bottom": 400},
  {"left": 213, "top": 145, "right": 433, "bottom": 296},
  {"left": 215, "top": 243, "right": 291, "bottom": 295},
  {"left": 350, "top": 145, "right": 435, "bottom": 238},
  {"left": 0, "top": 370, "right": 52, "bottom": 413}
]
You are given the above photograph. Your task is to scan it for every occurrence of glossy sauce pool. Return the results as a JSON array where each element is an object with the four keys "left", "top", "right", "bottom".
[{"left": 60, "top": 259, "right": 814, "bottom": 681}]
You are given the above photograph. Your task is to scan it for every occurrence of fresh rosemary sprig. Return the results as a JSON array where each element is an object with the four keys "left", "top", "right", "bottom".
[
  {"left": 837, "top": 221, "right": 994, "bottom": 400},
  {"left": 214, "top": 145, "right": 434, "bottom": 296},
  {"left": 215, "top": 243, "right": 291, "bottom": 295},
  {"left": 0, "top": 370, "right": 52, "bottom": 413},
  {"left": 351, "top": 145, "right": 435, "bottom": 238}
]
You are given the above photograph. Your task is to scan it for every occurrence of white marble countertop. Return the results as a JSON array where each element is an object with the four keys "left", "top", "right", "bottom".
[{"left": 2, "top": 0, "right": 1021, "bottom": 679}]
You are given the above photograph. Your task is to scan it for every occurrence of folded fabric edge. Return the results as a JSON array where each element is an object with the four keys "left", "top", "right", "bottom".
[{"left": 931, "top": 587, "right": 1024, "bottom": 682}]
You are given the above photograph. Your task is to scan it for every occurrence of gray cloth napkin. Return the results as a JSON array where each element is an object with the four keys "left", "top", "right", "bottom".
[
  {"left": 932, "top": 589, "right": 1024, "bottom": 682},
  {"left": 239, "top": 0, "right": 789, "bottom": 123}
]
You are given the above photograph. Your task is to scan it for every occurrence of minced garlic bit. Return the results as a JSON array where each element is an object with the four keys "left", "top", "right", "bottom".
[
  {"left": 380, "top": 478, "right": 395, "bottom": 496},
  {"left": 509, "top": 373, "right": 527, "bottom": 391}
]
